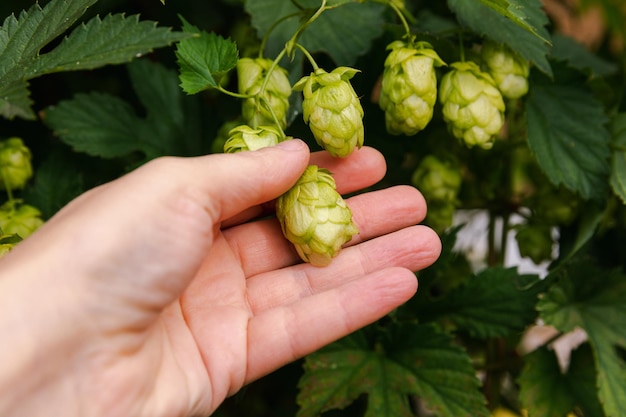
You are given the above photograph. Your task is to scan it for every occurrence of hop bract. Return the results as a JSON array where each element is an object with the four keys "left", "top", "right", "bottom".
[
  {"left": 439, "top": 61, "right": 505, "bottom": 149},
  {"left": 0, "top": 137, "right": 33, "bottom": 190},
  {"left": 223, "top": 125, "right": 285, "bottom": 153},
  {"left": 0, "top": 201, "right": 43, "bottom": 239},
  {"left": 293, "top": 67, "right": 364, "bottom": 158},
  {"left": 379, "top": 40, "right": 445, "bottom": 136},
  {"left": 481, "top": 41, "right": 530, "bottom": 99},
  {"left": 276, "top": 165, "right": 358, "bottom": 267},
  {"left": 237, "top": 57, "right": 292, "bottom": 129}
]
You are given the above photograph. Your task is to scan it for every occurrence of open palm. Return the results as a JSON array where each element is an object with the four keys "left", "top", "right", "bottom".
[{"left": 0, "top": 141, "right": 441, "bottom": 417}]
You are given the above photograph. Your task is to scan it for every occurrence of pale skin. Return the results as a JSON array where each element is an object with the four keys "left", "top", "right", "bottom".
[{"left": 0, "top": 139, "right": 441, "bottom": 417}]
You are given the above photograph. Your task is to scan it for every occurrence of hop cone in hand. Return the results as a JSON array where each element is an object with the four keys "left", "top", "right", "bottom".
[
  {"left": 0, "top": 137, "right": 33, "bottom": 190},
  {"left": 276, "top": 165, "right": 358, "bottom": 267},
  {"left": 481, "top": 41, "right": 530, "bottom": 100},
  {"left": 223, "top": 125, "right": 285, "bottom": 153},
  {"left": 439, "top": 61, "right": 505, "bottom": 149},
  {"left": 379, "top": 40, "right": 445, "bottom": 136},
  {"left": 293, "top": 67, "right": 364, "bottom": 158},
  {"left": 237, "top": 57, "right": 292, "bottom": 129}
]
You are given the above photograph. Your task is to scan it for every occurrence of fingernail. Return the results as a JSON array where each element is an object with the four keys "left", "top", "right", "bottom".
[{"left": 276, "top": 138, "right": 306, "bottom": 152}]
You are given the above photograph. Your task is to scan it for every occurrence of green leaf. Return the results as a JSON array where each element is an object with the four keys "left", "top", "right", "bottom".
[
  {"left": 245, "top": 0, "right": 386, "bottom": 67},
  {"left": 526, "top": 69, "right": 611, "bottom": 200},
  {"left": 44, "top": 59, "right": 205, "bottom": 161},
  {"left": 518, "top": 344, "right": 604, "bottom": 417},
  {"left": 415, "top": 267, "right": 542, "bottom": 338},
  {"left": 610, "top": 113, "right": 626, "bottom": 203},
  {"left": 297, "top": 323, "right": 489, "bottom": 417},
  {"left": 44, "top": 91, "right": 145, "bottom": 158},
  {"left": 447, "top": 0, "right": 552, "bottom": 76},
  {"left": 551, "top": 34, "right": 618, "bottom": 78},
  {"left": 538, "top": 260, "right": 626, "bottom": 417},
  {"left": 29, "top": 14, "right": 189, "bottom": 77},
  {"left": 0, "top": 79, "right": 34, "bottom": 120},
  {"left": 175, "top": 18, "right": 238, "bottom": 94},
  {"left": 0, "top": 0, "right": 98, "bottom": 83}
]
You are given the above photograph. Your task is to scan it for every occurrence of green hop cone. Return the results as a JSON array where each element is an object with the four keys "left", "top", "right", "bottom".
[
  {"left": 0, "top": 243, "right": 13, "bottom": 259},
  {"left": 0, "top": 201, "right": 43, "bottom": 239},
  {"left": 481, "top": 41, "right": 530, "bottom": 100},
  {"left": 379, "top": 40, "right": 445, "bottom": 136},
  {"left": 237, "top": 57, "right": 292, "bottom": 129},
  {"left": 276, "top": 165, "right": 358, "bottom": 267},
  {"left": 223, "top": 124, "right": 286, "bottom": 153},
  {"left": 0, "top": 137, "right": 33, "bottom": 190},
  {"left": 293, "top": 67, "right": 364, "bottom": 158},
  {"left": 515, "top": 223, "right": 553, "bottom": 264},
  {"left": 411, "top": 155, "right": 462, "bottom": 204},
  {"left": 439, "top": 61, "right": 506, "bottom": 149},
  {"left": 424, "top": 200, "right": 456, "bottom": 234}
]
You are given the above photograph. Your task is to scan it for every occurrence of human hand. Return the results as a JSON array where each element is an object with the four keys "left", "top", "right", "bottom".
[{"left": 0, "top": 139, "right": 441, "bottom": 417}]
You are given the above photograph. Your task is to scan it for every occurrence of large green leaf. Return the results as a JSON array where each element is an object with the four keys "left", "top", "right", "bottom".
[
  {"left": 0, "top": 79, "right": 33, "bottom": 120},
  {"left": 518, "top": 344, "right": 604, "bottom": 417},
  {"left": 414, "top": 267, "right": 542, "bottom": 338},
  {"left": 297, "top": 323, "right": 488, "bottom": 417},
  {"left": 526, "top": 70, "right": 611, "bottom": 200},
  {"left": 0, "top": 0, "right": 98, "bottom": 83},
  {"left": 447, "top": 0, "right": 552, "bottom": 76},
  {"left": 29, "top": 14, "right": 188, "bottom": 76},
  {"left": 538, "top": 260, "right": 626, "bottom": 417},
  {"left": 245, "top": 0, "right": 386, "bottom": 66},
  {"left": 175, "top": 18, "right": 239, "bottom": 94},
  {"left": 44, "top": 59, "right": 201, "bottom": 160}
]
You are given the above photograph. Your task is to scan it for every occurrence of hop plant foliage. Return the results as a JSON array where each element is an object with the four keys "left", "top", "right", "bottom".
[
  {"left": 293, "top": 67, "right": 364, "bottom": 158},
  {"left": 276, "top": 165, "right": 358, "bottom": 267},
  {"left": 379, "top": 40, "right": 445, "bottom": 136},
  {"left": 439, "top": 61, "right": 506, "bottom": 149}
]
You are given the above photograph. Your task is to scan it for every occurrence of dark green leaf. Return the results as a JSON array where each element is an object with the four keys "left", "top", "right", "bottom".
[
  {"left": 44, "top": 92, "right": 145, "bottom": 158},
  {"left": 526, "top": 71, "right": 611, "bottom": 200},
  {"left": 245, "top": 0, "right": 386, "bottom": 67},
  {"left": 538, "top": 260, "right": 626, "bottom": 417},
  {"left": 0, "top": 0, "right": 98, "bottom": 83},
  {"left": 30, "top": 14, "right": 188, "bottom": 77},
  {"left": 518, "top": 344, "right": 604, "bottom": 417},
  {"left": 447, "top": 0, "right": 552, "bottom": 76},
  {"left": 0, "top": 79, "right": 34, "bottom": 120},
  {"left": 610, "top": 113, "right": 626, "bottom": 203},
  {"left": 175, "top": 18, "right": 238, "bottom": 94},
  {"left": 415, "top": 267, "right": 542, "bottom": 338},
  {"left": 551, "top": 34, "right": 618, "bottom": 78},
  {"left": 297, "top": 323, "right": 488, "bottom": 417}
]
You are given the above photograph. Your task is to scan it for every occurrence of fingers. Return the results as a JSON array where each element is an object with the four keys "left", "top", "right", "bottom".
[
  {"left": 223, "top": 185, "right": 429, "bottom": 276},
  {"left": 244, "top": 267, "right": 418, "bottom": 383},
  {"left": 220, "top": 145, "right": 387, "bottom": 227},
  {"left": 245, "top": 225, "right": 441, "bottom": 314}
]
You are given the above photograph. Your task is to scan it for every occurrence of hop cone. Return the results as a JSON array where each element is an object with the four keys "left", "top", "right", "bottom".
[
  {"left": 293, "top": 67, "right": 364, "bottom": 158},
  {"left": 379, "top": 40, "right": 445, "bottom": 136},
  {"left": 0, "top": 137, "right": 33, "bottom": 190},
  {"left": 481, "top": 41, "right": 530, "bottom": 99},
  {"left": 223, "top": 125, "right": 285, "bottom": 153},
  {"left": 439, "top": 61, "right": 505, "bottom": 149},
  {"left": 0, "top": 201, "right": 43, "bottom": 239},
  {"left": 276, "top": 165, "right": 358, "bottom": 267},
  {"left": 237, "top": 57, "right": 292, "bottom": 129},
  {"left": 411, "top": 155, "right": 462, "bottom": 204}
]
